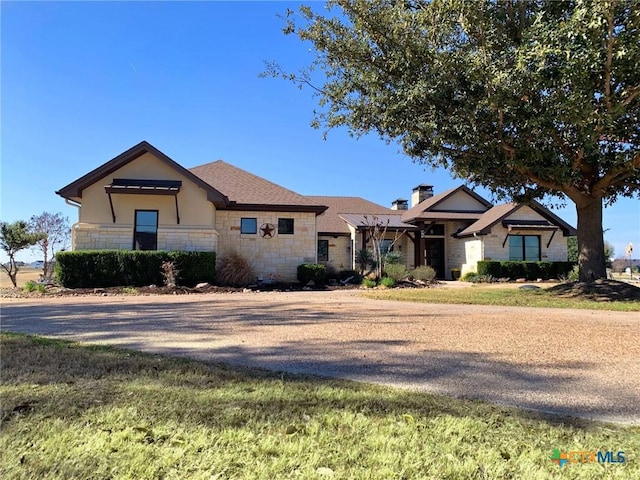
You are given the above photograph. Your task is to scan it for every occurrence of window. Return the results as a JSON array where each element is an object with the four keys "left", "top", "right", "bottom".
[
  {"left": 424, "top": 224, "right": 445, "bottom": 236},
  {"left": 241, "top": 217, "right": 257, "bottom": 234},
  {"left": 278, "top": 218, "right": 294, "bottom": 234},
  {"left": 318, "top": 239, "right": 329, "bottom": 262},
  {"left": 134, "top": 210, "right": 158, "bottom": 250},
  {"left": 380, "top": 239, "right": 393, "bottom": 254},
  {"left": 508, "top": 235, "right": 540, "bottom": 261}
]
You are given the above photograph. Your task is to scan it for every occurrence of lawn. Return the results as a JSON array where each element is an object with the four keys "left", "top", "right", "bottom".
[
  {"left": 362, "top": 284, "right": 640, "bottom": 311},
  {"left": 1, "top": 333, "right": 638, "bottom": 479},
  {"left": 0, "top": 267, "right": 43, "bottom": 288}
]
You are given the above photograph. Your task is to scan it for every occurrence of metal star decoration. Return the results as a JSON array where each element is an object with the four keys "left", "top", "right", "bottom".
[{"left": 260, "top": 223, "right": 275, "bottom": 238}]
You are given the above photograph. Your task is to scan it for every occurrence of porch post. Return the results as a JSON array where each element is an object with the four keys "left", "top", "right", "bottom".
[{"left": 414, "top": 222, "right": 425, "bottom": 267}]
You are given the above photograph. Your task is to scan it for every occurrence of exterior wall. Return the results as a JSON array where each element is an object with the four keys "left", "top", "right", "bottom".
[
  {"left": 457, "top": 206, "right": 570, "bottom": 274},
  {"left": 318, "top": 235, "right": 352, "bottom": 272},
  {"left": 462, "top": 239, "right": 484, "bottom": 276},
  {"left": 73, "top": 224, "right": 218, "bottom": 251},
  {"left": 444, "top": 222, "right": 468, "bottom": 278},
  {"left": 352, "top": 229, "right": 415, "bottom": 272},
  {"left": 215, "top": 210, "right": 317, "bottom": 283},
  {"left": 79, "top": 152, "right": 215, "bottom": 227},
  {"left": 432, "top": 190, "right": 488, "bottom": 211}
]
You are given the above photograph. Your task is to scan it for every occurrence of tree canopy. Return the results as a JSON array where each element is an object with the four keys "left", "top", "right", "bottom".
[
  {"left": 29, "top": 211, "right": 70, "bottom": 279},
  {"left": 272, "top": 0, "right": 640, "bottom": 281},
  {"left": 0, "top": 221, "right": 45, "bottom": 288}
]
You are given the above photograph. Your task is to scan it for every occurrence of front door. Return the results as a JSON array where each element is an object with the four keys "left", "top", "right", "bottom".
[{"left": 424, "top": 238, "right": 445, "bottom": 279}]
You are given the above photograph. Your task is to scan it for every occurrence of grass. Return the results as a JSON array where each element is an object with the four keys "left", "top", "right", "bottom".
[
  {"left": 0, "top": 268, "right": 43, "bottom": 288},
  {"left": 1, "top": 333, "right": 639, "bottom": 479},
  {"left": 362, "top": 285, "right": 640, "bottom": 311}
]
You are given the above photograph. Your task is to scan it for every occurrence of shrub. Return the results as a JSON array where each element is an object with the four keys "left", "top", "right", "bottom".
[
  {"left": 477, "top": 261, "right": 501, "bottom": 278},
  {"left": 380, "top": 277, "right": 395, "bottom": 288},
  {"left": 384, "top": 263, "right": 409, "bottom": 281},
  {"left": 55, "top": 250, "right": 216, "bottom": 288},
  {"left": 560, "top": 264, "right": 580, "bottom": 282},
  {"left": 297, "top": 263, "right": 326, "bottom": 285},
  {"left": 411, "top": 265, "right": 436, "bottom": 282},
  {"left": 23, "top": 280, "right": 46, "bottom": 293},
  {"left": 500, "top": 261, "right": 526, "bottom": 280},
  {"left": 522, "top": 261, "right": 540, "bottom": 280},
  {"left": 552, "top": 262, "right": 575, "bottom": 279},
  {"left": 461, "top": 272, "right": 477, "bottom": 282},
  {"left": 161, "top": 261, "right": 179, "bottom": 287},
  {"left": 382, "top": 251, "right": 404, "bottom": 265},
  {"left": 537, "top": 261, "right": 554, "bottom": 280},
  {"left": 355, "top": 248, "right": 374, "bottom": 274},
  {"left": 361, "top": 278, "right": 377, "bottom": 288},
  {"left": 216, "top": 251, "right": 254, "bottom": 286},
  {"left": 167, "top": 251, "right": 216, "bottom": 286}
]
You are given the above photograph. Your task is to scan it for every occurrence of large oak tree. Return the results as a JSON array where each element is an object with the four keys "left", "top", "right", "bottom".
[{"left": 271, "top": 0, "right": 639, "bottom": 281}]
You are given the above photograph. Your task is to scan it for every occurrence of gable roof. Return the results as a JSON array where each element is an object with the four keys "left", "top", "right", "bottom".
[
  {"left": 56, "top": 141, "right": 228, "bottom": 207},
  {"left": 402, "top": 185, "right": 492, "bottom": 223},
  {"left": 189, "top": 161, "right": 327, "bottom": 214},
  {"left": 308, "top": 196, "right": 398, "bottom": 234},
  {"left": 457, "top": 201, "right": 577, "bottom": 237}
]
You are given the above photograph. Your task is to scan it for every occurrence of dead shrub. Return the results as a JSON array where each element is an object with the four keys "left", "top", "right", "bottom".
[{"left": 216, "top": 251, "right": 255, "bottom": 286}]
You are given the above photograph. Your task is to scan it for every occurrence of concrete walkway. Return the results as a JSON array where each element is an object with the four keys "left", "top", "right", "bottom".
[{"left": 2, "top": 290, "right": 639, "bottom": 424}]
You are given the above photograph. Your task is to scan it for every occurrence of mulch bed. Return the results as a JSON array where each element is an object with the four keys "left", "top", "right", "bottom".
[
  {"left": 0, "top": 282, "right": 361, "bottom": 299},
  {"left": 546, "top": 279, "right": 640, "bottom": 301}
]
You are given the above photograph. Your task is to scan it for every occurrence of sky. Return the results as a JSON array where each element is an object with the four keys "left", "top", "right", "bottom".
[{"left": 1, "top": 1, "right": 638, "bottom": 263}]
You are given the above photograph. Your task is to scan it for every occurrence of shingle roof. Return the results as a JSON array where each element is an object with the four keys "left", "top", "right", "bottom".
[
  {"left": 401, "top": 185, "right": 492, "bottom": 222},
  {"left": 190, "top": 160, "right": 326, "bottom": 213},
  {"left": 56, "top": 141, "right": 228, "bottom": 206},
  {"left": 457, "top": 203, "right": 519, "bottom": 236},
  {"left": 308, "top": 196, "right": 399, "bottom": 234},
  {"left": 458, "top": 202, "right": 577, "bottom": 237}
]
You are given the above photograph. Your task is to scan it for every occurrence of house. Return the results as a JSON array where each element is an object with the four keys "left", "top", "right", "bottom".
[
  {"left": 56, "top": 141, "right": 326, "bottom": 282},
  {"left": 56, "top": 141, "right": 576, "bottom": 282}
]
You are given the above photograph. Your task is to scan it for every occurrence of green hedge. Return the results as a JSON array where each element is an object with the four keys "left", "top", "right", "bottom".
[
  {"left": 55, "top": 250, "right": 216, "bottom": 288},
  {"left": 476, "top": 260, "right": 575, "bottom": 280},
  {"left": 297, "top": 263, "right": 326, "bottom": 285}
]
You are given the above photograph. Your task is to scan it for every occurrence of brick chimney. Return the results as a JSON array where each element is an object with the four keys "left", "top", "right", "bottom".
[
  {"left": 391, "top": 198, "right": 408, "bottom": 210},
  {"left": 411, "top": 185, "right": 434, "bottom": 207}
]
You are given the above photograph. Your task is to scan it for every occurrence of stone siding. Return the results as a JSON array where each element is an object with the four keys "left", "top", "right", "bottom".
[
  {"left": 73, "top": 224, "right": 218, "bottom": 252},
  {"left": 215, "top": 211, "right": 317, "bottom": 282}
]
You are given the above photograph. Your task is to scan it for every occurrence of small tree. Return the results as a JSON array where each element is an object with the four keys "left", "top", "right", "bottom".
[
  {"left": 29, "top": 212, "right": 70, "bottom": 279},
  {"left": 1, "top": 221, "right": 45, "bottom": 288},
  {"left": 361, "top": 215, "right": 405, "bottom": 279}
]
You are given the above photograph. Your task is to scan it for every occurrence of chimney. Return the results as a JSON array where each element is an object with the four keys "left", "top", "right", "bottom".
[
  {"left": 391, "top": 198, "right": 408, "bottom": 210},
  {"left": 411, "top": 185, "right": 434, "bottom": 207}
]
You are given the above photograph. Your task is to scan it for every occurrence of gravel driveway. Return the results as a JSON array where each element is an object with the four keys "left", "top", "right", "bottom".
[{"left": 2, "top": 290, "right": 639, "bottom": 424}]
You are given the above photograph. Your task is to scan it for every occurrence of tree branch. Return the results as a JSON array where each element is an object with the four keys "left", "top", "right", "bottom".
[
  {"left": 593, "top": 152, "right": 640, "bottom": 195},
  {"left": 604, "top": 5, "right": 615, "bottom": 114}
]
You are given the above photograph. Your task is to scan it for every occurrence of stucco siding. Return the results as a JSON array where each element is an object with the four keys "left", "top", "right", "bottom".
[
  {"left": 318, "top": 235, "right": 352, "bottom": 272},
  {"left": 79, "top": 152, "right": 215, "bottom": 227},
  {"left": 462, "top": 239, "right": 484, "bottom": 275},
  {"left": 432, "top": 191, "right": 487, "bottom": 211},
  {"left": 215, "top": 211, "right": 317, "bottom": 282}
]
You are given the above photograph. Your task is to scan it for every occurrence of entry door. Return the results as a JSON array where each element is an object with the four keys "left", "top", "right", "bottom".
[{"left": 424, "top": 238, "right": 445, "bottom": 279}]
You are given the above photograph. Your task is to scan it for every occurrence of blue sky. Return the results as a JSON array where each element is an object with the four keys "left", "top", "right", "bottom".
[{"left": 1, "top": 1, "right": 638, "bottom": 262}]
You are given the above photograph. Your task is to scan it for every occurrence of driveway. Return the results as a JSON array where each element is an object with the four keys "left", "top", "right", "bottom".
[{"left": 1, "top": 290, "right": 638, "bottom": 424}]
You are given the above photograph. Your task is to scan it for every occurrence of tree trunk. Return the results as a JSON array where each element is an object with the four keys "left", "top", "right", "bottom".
[{"left": 575, "top": 197, "right": 607, "bottom": 282}]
